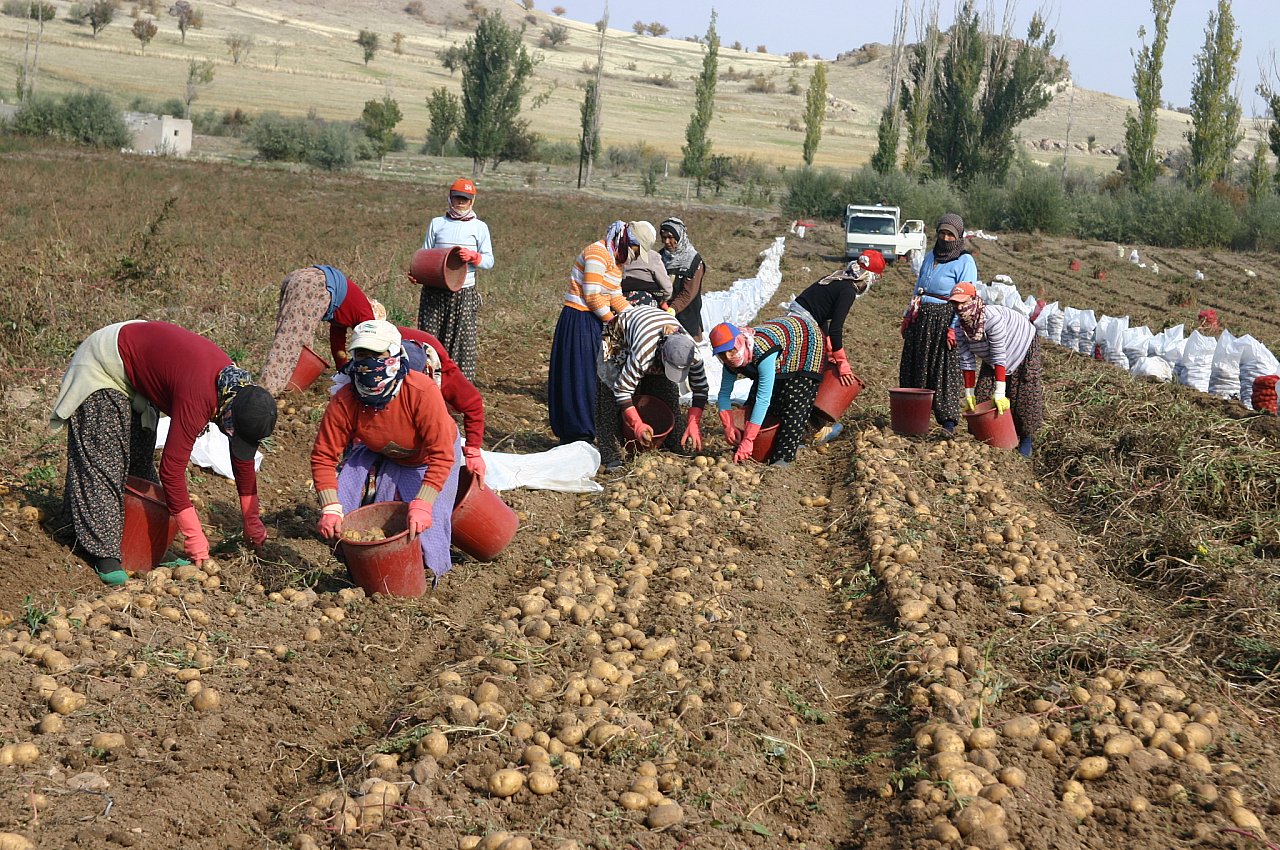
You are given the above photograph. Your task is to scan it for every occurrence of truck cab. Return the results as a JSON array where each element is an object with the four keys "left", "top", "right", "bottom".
[{"left": 844, "top": 204, "right": 926, "bottom": 264}]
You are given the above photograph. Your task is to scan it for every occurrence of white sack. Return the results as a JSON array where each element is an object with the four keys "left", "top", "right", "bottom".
[
  {"left": 1122, "top": 326, "right": 1153, "bottom": 369},
  {"left": 481, "top": 442, "right": 603, "bottom": 493},
  {"left": 1237, "top": 336, "right": 1280, "bottom": 409},
  {"left": 1208, "top": 329, "right": 1243, "bottom": 399},
  {"left": 1033, "top": 301, "right": 1061, "bottom": 342},
  {"left": 1130, "top": 356, "right": 1174, "bottom": 382},
  {"left": 1177, "top": 330, "right": 1216, "bottom": 392},
  {"left": 1095, "top": 315, "right": 1130, "bottom": 369}
]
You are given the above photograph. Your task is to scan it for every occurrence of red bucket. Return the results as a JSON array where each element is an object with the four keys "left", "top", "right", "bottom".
[
  {"left": 813, "top": 368, "right": 865, "bottom": 423},
  {"left": 729, "top": 407, "right": 781, "bottom": 463},
  {"left": 962, "top": 400, "right": 1020, "bottom": 449},
  {"left": 286, "top": 345, "right": 329, "bottom": 394},
  {"left": 888, "top": 388, "right": 935, "bottom": 436},
  {"left": 122, "top": 476, "right": 178, "bottom": 574},
  {"left": 339, "top": 502, "right": 427, "bottom": 597},
  {"left": 452, "top": 467, "right": 519, "bottom": 561},
  {"left": 625, "top": 395, "right": 675, "bottom": 452},
  {"left": 410, "top": 247, "right": 468, "bottom": 292}
]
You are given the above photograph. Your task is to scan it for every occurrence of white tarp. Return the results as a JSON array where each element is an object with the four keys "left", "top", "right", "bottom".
[
  {"left": 155, "top": 417, "right": 263, "bottom": 480},
  {"left": 481, "top": 441, "right": 603, "bottom": 493}
]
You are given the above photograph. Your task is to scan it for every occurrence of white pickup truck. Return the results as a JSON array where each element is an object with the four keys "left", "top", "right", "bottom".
[{"left": 844, "top": 204, "right": 926, "bottom": 265}]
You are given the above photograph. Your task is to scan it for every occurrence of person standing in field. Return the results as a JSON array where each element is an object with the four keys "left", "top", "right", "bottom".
[
  {"left": 416, "top": 178, "right": 494, "bottom": 381},
  {"left": 620, "top": 220, "right": 673, "bottom": 308},
  {"left": 947, "top": 282, "right": 1044, "bottom": 457},
  {"left": 51, "top": 321, "right": 278, "bottom": 584},
  {"left": 259, "top": 264, "right": 377, "bottom": 397},
  {"left": 899, "top": 213, "right": 977, "bottom": 433},
  {"left": 659, "top": 218, "right": 707, "bottom": 342},
  {"left": 547, "top": 220, "right": 646, "bottom": 445}
]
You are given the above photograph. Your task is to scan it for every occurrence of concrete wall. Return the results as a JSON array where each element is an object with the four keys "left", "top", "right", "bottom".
[{"left": 123, "top": 112, "right": 193, "bottom": 156}]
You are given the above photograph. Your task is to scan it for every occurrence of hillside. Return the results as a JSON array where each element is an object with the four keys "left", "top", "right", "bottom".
[{"left": 0, "top": 0, "right": 1268, "bottom": 172}]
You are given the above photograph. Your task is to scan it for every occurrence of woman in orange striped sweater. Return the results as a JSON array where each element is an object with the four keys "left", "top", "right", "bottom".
[{"left": 547, "top": 220, "right": 649, "bottom": 445}]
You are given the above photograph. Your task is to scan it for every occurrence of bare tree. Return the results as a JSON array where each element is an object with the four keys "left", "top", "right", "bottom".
[
  {"left": 552, "top": 5, "right": 565, "bottom": 15},
  {"left": 580, "top": 1, "right": 608, "bottom": 188},
  {"left": 225, "top": 32, "right": 253, "bottom": 65},
  {"left": 168, "top": 1, "right": 200, "bottom": 44},
  {"left": 391, "top": 31, "right": 405, "bottom": 54},
  {"left": 870, "top": 0, "right": 909, "bottom": 173},
  {"left": 184, "top": 58, "right": 214, "bottom": 118}
]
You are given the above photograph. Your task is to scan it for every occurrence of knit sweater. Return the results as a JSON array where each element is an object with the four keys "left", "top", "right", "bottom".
[
  {"left": 423, "top": 216, "right": 495, "bottom": 289},
  {"left": 397, "top": 326, "right": 485, "bottom": 448},
  {"left": 565, "top": 240, "right": 628, "bottom": 322},
  {"left": 606, "top": 306, "right": 709, "bottom": 409},
  {"left": 957, "top": 304, "right": 1036, "bottom": 374}
]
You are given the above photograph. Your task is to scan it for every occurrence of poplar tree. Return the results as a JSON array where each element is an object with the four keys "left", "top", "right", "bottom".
[
  {"left": 680, "top": 10, "right": 718, "bottom": 197},
  {"left": 801, "top": 62, "right": 827, "bottom": 166},
  {"left": 1259, "top": 74, "right": 1280, "bottom": 192},
  {"left": 870, "top": 0, "right": 909, "bottom": 174},
  {"left": 1185, "top": 0, "right": 1243, "bottom": 189},
  {"left": 925, "top": 2, "right": 983, "bottom": 182},
  {"left": 899, "top": 3, "right": 940, "bottom": 177},
  {"left": 425, "top": 88, "right": 460, "bottom": 156},
  {"left": 1124, "top": 0, "right": 1175, "bottom": 191},
  {"left": 458, "top": 10, "right": 534, "bottom": 176}
]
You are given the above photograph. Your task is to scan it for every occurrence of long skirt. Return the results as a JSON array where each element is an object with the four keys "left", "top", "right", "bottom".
[
  {"left": 418, "top": 286, "right": 481, "bottom": 381},
  {"left": 745, "top": 374, "right": 820, "bottom": 463},
  {"left": 335, "top": 440, "right": 461, "bottom": 580},
  {"left": 899, "top": 301, "right": 962, "bottom": 425},
  {"left": 595, "top": 374, "right": 685, "bottom": 467},
  {"left": 974, "top": 338, "right": 1045, "bottom": 439},
  {"left": 260, "top": 268, "right": 330, "bottom": 397},
  {"left": 547, "top": 307, "right": 603, "bottom": 444},
  {"left": 62, "top": 389, "right": 159, "bottom": 561}
]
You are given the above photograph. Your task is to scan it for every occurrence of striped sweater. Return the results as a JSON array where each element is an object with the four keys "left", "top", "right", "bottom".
[
  {"left": 957, "top": 304, "right": 1036, "bottom": 374},
  {"left": 606, "top": 306, "right": 709, "bottom": 409},
  {"left": 564, "top": 240, "right": 629, "bottom": 322}
]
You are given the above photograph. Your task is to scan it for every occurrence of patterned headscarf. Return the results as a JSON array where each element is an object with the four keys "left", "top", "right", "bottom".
[
  {"left": 955, "top": 296, "right": 986, "bottom": 341},
  {"left": 659, "top": 217, "right": 699, "bottom": 275},
  {"left": 343, "top": 350, "right": 406, "bottom": 410},
  {"left": 933, "top": 213, "right": 967, "bottom": 264},
  {"left": 604, "top": 220, "right": 631, "bottom": 260},
  {"left": 215, "top": 365, "right": 254, "bottom": 435}
]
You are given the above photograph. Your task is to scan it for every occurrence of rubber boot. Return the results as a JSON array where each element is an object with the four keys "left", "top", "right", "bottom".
[
  {"left": 93, "top": 557, "right": 128, "bottom": 586},
  {"left": 941, "top": 419, "right": 957, "bottom": 435},
  {"left": 1017, "top": 435, "right": 1033, "bottom": 457}
]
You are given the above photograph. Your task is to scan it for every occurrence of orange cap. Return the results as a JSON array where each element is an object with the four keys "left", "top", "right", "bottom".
[
  {"left": 947, "top": 282, "right": 978, "bottom": 303},
  {"left": 449, "top": 178, "right": 476, "bottom": 198}
]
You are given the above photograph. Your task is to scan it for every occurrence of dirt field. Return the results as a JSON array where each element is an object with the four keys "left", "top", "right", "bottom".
[{"left": 1, "top": 142, "right": 1279, "bottom": 850}]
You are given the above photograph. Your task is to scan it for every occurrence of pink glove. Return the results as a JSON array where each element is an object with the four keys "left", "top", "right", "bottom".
[
  {"left": 239, "top": 494, "right": 267, "bottom": 549},
  {"left": 457, "top": 248, "right": 481, "bottom": 264},
  {"left": 719, "top": 409, "right": 741, "bottom": 446},
  {"left": 407, "top": 499, "right": 433, "bottom": 536},
  {"left": 463, "top": 445, "right": 486, "bottom": 479},
  {"left": 622, "top": 406, "right": 654, "bottom": 446},
  {"left": 175, "top": 507, "right": 209, "bottom": 565},
  {"left": 946, "top": 328, "right": 957, "bottom": 349},
  {"left": 830, "top": 348, "right": 854, "bottom": 386},
  {"left": 318, "top": 503, "right": 344, "bottom": 540},
  {"left": 734, "top": 421, "right": 762, "bottom": 464},
  {"left": 681, "top": 407, "right": 704, "bottom": 451}
]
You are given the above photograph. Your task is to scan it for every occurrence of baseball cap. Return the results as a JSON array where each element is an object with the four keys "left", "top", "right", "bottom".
[
  {"left": 709, "top": 322, "right": 740, "bottom": 354},
  {"left": 348, "top": 320, "right": 402, "bottom": 355},
  {"left": 227, "top": 386, "right": 278, "bottom": 462},
  {"left": 449, "top": 178, "right": 476, "bottom": 198},
  {"left": 660, "top": 332, "right": 697, "bottom": 383},
  {"left": 947, "top": 282, "right": 979, "bottom": 303},
  {"left": 857, "top": 250, "right": 886, "bottom": 276}
]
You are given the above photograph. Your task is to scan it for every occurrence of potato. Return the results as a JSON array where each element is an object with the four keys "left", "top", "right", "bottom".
[
  {"left": 1103, "top": 734, "right": 1142, "bottom": 758},
  {"left": 487, "top": 769, "right": 525, "bottom": 798},
  {"left": 646, "top": 802, "right": 684, "bottom": 829},
  {"left": 37, "top": 713, "right": 63, "bottom": 735},
  {"left": 500, "top": 838, "right": 533, "bottom": 850},
  {"left": 419, "top": 732, "right": 448, "bottom": 760},
  {"left": 48, "top": 687, "right": 86, "bottom": 715},
  {"left": 967, "top": 727, "right": 998, "bottom": 750},
  {"left": 1075, "top": 756, "right": 1109, "bottom": 780},
  {"left": 998, "top": 766, "right": 1026, "bottom": 789},
  {"left": 0, "top": 833, "right": 35, "bottom": 850},
  {"left": 527, "top": 771, "right": 559, "bottom": 795},
  {"left": 1001, "top": 716, "right": 1040, "bottom": 739},
  {"left": 447, "top": 696, "right": 480, "bottom": 726},
  {"left": 619, "top": 791, "right": 648, "bottom": 811},
  {"left": 91, "top": 732, "right": 126, "bottom": 751},
  {"left": 30, "top": 674, "right": 58, "bottom": 699},
  {"left": 192, "top": 688, "right": 222, "bottom": 711}
]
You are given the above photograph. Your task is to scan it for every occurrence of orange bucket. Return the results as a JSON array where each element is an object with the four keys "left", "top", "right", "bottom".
[
  {"left": 729, "top": 407, "right": 781, "bottom": 463},
  {"left": 451, "top": 468, "right": 519, "bottom": 561},
  {"left": 122, "top": 476, "right": 178, "bottom": 574},
  {"left": 962, "top": 400, "right": 1020, "bottom": 449},
  {"left": 888, "top": 388, "right": 935, "bottom": 436},
  {"left": 813, "top": 367, "right": 865, "bottom": 423},
  {"left": 286, "top": 345, "right": 329, "bottom": 393},
  {"left": 339, "top": 502, "right": 427, "bottom": 597},
  {"left": 410, "top": 247, "right": 468, "bottom": 292},
  {"left": 625, "top": 395, "right": 675, "bottom": 452}
]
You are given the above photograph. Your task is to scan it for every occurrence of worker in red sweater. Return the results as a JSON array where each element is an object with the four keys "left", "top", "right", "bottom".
[
  {"left": 259, "top": 264, "right": 376, "bottom": 396},
  {"left": 50, "top": 321, "right": 278, "bottom": 584},
  {"left": 397, "top": 326, "right": 487, "bottom": 482},
  {"left": 310, "top": 321, "right": 460, "bottom": 581}
]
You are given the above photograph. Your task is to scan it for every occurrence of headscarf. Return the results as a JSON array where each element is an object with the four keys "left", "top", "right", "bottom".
[
  {"left": 604, "top": 220, "right": 630, "bottom": 259},
  {"left": 659, "top": 218, "right": 699, "bottom": 275},
  {"left": 215, "top": 365, "right": 254, "bottom": 435},
  {"left": 955, "top": 296, "right": 986, "bottom": 341},
  {"left": 340, "top": 348, "right": 406, "bottom": 410},
  {"left": 446, "top": 194, "right": 475, "bottom": 221},
  {"left": 932, "top": 213, "right": 967, "bottom": 264},
  {"left": 727, "top": 326, "right": 756, "bottom": 368}
]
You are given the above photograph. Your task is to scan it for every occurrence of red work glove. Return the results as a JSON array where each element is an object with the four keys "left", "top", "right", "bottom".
[
  {"left": 407, "top": 499, "right": 433, "bottom": 536},
  {"left": 457, "top": 248, "right": 481, "bottom": 264},
  {"left": 175, "top": 506, "right": 209, "bottom": 566},
  {"left": 463, "top": 444, "right": 486, "bottom": 480},
  {"left": 734, "top": 421, "right": 762, "bottom": 464},
  {"left": 317, "top": 503, "right": 344, "bottom": 540},
  {"left": 239, "top": 494, "right": 267, "bottom": 549},
  {"left": 829, "top": 348, "right": 854, "bottom": 386},
  {"left": 719, "top": 409, "right": 740, "bottom": 446},
  {"left": 946, "top": 328, "right": 957, "bottom": 349},
  {"left": 621, "top": 406, "right": 654, "bottom": 446},
  {"left": 681, "top": 407, "right": 704, "bottom": 452},
  {"left": 406, "top": 272, "right": 420, "bottom": 286}
]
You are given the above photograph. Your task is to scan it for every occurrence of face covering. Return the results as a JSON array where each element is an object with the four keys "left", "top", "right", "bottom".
[
  {"left": 347, "top": 352, "right": 406, "bottom": 410},
  {"left": 955, "top": 298, "right": 986, "bottom": 341}
]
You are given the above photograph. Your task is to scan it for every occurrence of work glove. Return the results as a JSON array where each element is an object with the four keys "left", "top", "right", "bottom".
[
  {"left": 829, "top": 348, "right": 854, "bottom": 386},
  {"left": 463, "top": 444, "right": 486, "bottom": 479},
  {"left": 719, "top": 409, "right": 740, "bottom": 447},
  {"left": 946, "top": 328, "right": 957, "bottom": 349},
  {"left": 963, "top": 388, "right": 978, "bottom": 414},
  {"left": 175, "top": 506, "right": 209, "bottom": 566},
  {"left": 239, "top": 493, "right": 267, "bottom": 549},
  {"left": 681, "top": 407, "right": 704, "bottom": 452},
  {"left": 317, "top": 503, "right": 344, "bottom": 540},
  {"left": 734, "top": 421, "right": 762, "bottom": 464},
  {"left": 406, "top": 272, "right": 421, "bottom": 286},
  {"left": 407, "top": 499, "right": 433, "bottom": 536},
  {"left": 993, "top": 381, "right": 1010, "bottom": 416},
  {"left": 457, "top": 248, "right": 481, "bottom": 264},
  {"left": 621, "top": 406, "right": 654, "bottom": 446}
]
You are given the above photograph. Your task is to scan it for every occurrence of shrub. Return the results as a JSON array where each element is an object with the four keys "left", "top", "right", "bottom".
[
  {"left": 1005, "top": 167, "right": 1071, "bottom": 235},
  {"left": 961, "top": 176, "right": 1007, "bottom": 231},
  {"left": 127, "top": 95, "right": 187, "bottom": 119},
  {"left": 782, "top": 167, "right": 844, "bottom": 219},
  {"left": 1234, "top": 195, "right": 1280, "bottom": 252},
  {"left": 533, "top": 137, "right": 577, "bottom": 165},
  {"left": 746, "top": 74, "right": 776, "bottom": 94},
  {"left": 648, "top": 72, "right": 676, "bottom": 88},
  {"left": 12, "top": 91, "right": 130, "bottom": 148},
  {"left": 540, "top": 22, "right": 567, "bottom": 48},
  {"left": 311, "top": 123, "right": 358, "bottom": 170}
]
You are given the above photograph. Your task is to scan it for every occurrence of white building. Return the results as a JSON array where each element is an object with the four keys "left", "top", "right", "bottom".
[{"left": 123, "top": 111, "right": 192, "bottom": 156}]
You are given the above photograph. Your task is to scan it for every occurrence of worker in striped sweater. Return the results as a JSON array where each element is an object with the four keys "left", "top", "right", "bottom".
[
  {"left": 596, "top": 304, "right": 708, "bottom": 471},
  {"left": 947, "top": 282, "right": 1044, "bottom": 457}
]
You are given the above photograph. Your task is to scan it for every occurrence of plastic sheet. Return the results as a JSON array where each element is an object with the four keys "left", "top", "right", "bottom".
[
  {"left": 480, "top": 441, "right": 603, "bottom": 493},
  {"left": 154, "top": 417, "right": 263, "bottom": 480}
]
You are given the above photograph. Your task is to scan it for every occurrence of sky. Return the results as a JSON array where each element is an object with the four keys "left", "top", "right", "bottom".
[{"left": 547, "top": 0, "right": 1277, "bottom": 117}]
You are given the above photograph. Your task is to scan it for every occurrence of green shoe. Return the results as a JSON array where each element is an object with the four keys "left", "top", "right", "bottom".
[{"left": 93, "top": 558, "right": 128, "bottom": 586}]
